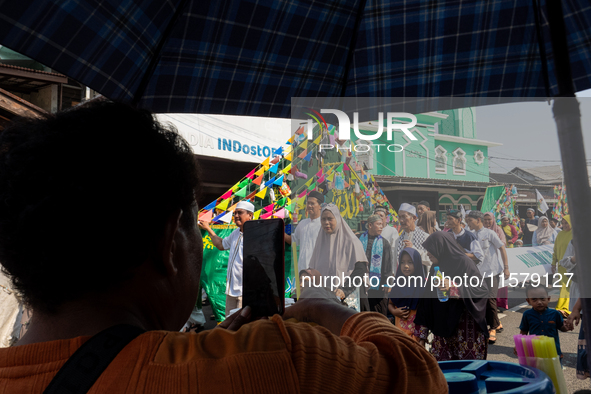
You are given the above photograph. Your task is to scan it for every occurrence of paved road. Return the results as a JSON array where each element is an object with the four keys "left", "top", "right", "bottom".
[{"left": 488, "top": 287, "right": 589, "bottom": 393}]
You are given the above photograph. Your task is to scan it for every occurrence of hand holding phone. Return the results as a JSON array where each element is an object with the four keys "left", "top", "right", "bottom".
[{"left": 243, "top": 219, "right": 285, "bottom": 319}]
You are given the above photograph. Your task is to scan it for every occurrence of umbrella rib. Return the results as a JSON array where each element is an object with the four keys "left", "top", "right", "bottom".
[
  {"left": 546, "top": 0, "right": 575, "bottom": 97},
  {"left": 339, "top": 0, "right": 369, "bottom": 97},
  {"left": 132, "top": 0, "right": 192, "bottom": 106},
  {"left": 532, "top": 0, "right": 551, "bottom": 98}
]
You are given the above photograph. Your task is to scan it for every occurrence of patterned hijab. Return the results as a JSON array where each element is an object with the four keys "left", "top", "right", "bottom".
[{"left": 308, "top": 204, "right": 368, "bottom": 278}]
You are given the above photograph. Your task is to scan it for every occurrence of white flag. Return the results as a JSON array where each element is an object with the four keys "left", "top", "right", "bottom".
[
  {"left": 536, "top": 189, "right": 549, "bottom": 214},
  {"left": 460, "top": 204, "right": 466, "bottom": 220}
]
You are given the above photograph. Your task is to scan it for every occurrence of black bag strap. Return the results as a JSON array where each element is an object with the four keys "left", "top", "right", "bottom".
[{"left": 43, "top": 324, "right": 145, "bottom": 394}]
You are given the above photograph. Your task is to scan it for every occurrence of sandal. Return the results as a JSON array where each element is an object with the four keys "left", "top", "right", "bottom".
[
  {"left": 488, "top": 329, "right": 497, "bottom": 344},
  {"left": 496, "top": 323, "right": 504, "bottom": 333}
]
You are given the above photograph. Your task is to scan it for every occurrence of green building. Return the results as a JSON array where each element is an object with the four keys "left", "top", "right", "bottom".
[{"left": 352, "top": 108, "right": 502, "bottom": 225}]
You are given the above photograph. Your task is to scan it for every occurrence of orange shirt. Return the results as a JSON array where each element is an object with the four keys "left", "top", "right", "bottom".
[{"left": 0, "top": 313, "right": 447, "bottom": 394}]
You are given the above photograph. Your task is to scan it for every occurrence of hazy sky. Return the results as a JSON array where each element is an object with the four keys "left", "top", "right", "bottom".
[{"left": 474, "top": 94, "right": 591, "bottom": 174}]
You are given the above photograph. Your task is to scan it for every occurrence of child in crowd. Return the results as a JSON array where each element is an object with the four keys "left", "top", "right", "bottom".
[
  {"left": 388, "top": 247, "right": 428, "bottom": 343},
  {"left": 519, "top": 285, "right": 568, "bottom": 365}
]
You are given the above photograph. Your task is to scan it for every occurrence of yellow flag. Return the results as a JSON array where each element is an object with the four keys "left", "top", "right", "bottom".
[
  {"left": 256, "top": 187, "right": 267, "bottom": 199},
  {"left": 284, "top": 152, "right": 292, "bottom": 161},
  {"left": 261, "top": 157, "right": 270, "bottom": 169},
  {"left": 253, "top": 209, "right": 261, "bottom": 220},
  {"left": 216, "top": 198, "right": 230, "bottom": 211},
  {"left": 254, "top": 167, "right": 265, "bottom": 176},
  {"left": 313, "top": 135, "right": 321, "bottom": 145},
  {"left": 299, "top": 140, "right": 308, "bottom": 150}
]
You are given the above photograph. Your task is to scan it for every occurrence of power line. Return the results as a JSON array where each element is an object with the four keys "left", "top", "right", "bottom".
[
  {"left": 489, "top": 156, "right": 591, "bottom": 163},
  {"left": 488, "top": 158, "right": 534, "bottom": 185}
]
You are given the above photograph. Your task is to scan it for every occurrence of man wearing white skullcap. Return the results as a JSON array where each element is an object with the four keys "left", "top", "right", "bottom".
[
  {"left": 394, "top": 203, "right": 430, "bottom": 272},
  {"left": 200, "top": 200, "right": 254, "bottom": 316}
]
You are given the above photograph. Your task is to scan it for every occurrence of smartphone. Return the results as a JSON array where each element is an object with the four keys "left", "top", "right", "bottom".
[{"left": 243, "top": 218, "right": 285, "bottom": 319}]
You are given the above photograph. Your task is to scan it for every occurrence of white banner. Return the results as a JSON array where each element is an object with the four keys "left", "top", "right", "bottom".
[
  {"left": 504, "top": 244, "right": 554, "bottom": 280},
  {"left": 156, "top": 114, "right": 294, "bottom": 163}
]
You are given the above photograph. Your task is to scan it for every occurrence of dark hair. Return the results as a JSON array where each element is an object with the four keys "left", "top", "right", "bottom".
[
  {"left": 446, "top": 209, "right": 462, "bottom": 219},
  {"left": 466, "top": 210, "right": 484, "bottom": 221},
  {"left": 418, "top": 200, "right": 430, "bottom": 208},
  {"left": 525, "top": 284, "right": 548, "bottom": 298},
  {"left": 0, "top": 101, "right": 200, "bottom": 312},
  {"left": 307, "top": 191, "right": 324, "bottom": 204},
  {"left": 550, "top": 218, "right": 559, "bottom": 223}
]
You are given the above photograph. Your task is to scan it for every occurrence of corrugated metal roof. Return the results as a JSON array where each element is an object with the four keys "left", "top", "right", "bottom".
[{"left": 0, "top": 62, "right": 66, "bottom": 77}]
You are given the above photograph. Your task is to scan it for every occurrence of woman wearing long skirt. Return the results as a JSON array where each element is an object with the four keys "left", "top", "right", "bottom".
[{"left": 415, "top": 232, "right": 489, "bottom": 361}]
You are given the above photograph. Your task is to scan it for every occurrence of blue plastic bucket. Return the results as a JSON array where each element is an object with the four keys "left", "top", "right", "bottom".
[{"left": 438, "top": 360, "right": 554, "bottom": 394}]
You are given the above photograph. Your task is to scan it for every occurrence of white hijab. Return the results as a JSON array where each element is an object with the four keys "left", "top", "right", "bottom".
[
  {"left": 536, "top": 216, "right": 555, "bottom": 245},
  {"left": 308, "top": 204, "right": 368, "bottom": 278}
]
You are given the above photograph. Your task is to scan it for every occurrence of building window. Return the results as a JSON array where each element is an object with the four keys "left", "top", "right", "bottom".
[
  {"left": 453, "top": 148, "right": 466, "bottom": 175},
  {"left": 435, "top": 145, "right": 447, "bottom": 174},
  {"left": 474, "top": 150, "right": 484, "bottom": 165}
]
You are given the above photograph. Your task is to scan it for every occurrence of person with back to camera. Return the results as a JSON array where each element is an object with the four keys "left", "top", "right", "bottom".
[
  {"left": 416, "top": 200, "right": 440, "bottom": 231},
  {"left": 0, "top": 102, "right": 447, "bottom": 394},
  {"left": 414, "top": 232, "right": 490, "bottom": 361}
]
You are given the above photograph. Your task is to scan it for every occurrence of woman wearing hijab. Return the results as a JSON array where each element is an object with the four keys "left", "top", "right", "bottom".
[
  {"left": 532, "top": 216, "right": 557, "bottom": 246},
  {"left": 309, "top": 204, "right": 370, "bottom": 311},
  {"left": 417, "top": 211, "right": 438, "bottom": 235},
  {"left": 552, "top": 215, "right": 573, "bottom": 316},
  {"left": 415, "top": 232, "right": 489, "bottom": 361},
  {"left": 389, "top": 247, "right": 428, "bottom": 342},
  {"left": 484, "top": 212, "right": 509, "bottom": 317}
]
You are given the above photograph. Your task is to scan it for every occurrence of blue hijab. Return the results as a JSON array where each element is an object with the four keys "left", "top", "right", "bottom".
[{"left": 388, "top": 247, "right": 427, "bottom": 310}]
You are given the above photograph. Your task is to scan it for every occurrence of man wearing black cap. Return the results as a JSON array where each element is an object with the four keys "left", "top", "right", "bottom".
[
  {"left": 290, "top": 191, "right": 324, "bottom": 270},
  {"left": 446, "top": 209, "right": 483, "bottom": 264}
]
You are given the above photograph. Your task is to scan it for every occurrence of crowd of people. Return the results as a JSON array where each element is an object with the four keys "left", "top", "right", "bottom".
[
  {"left": 0, "top": 102, "right": 588, "bottom": 393},
  {"left": 198, "top": 149, "right": 586, "bottom": 371},
  {"left": 0, "top": 102, "right": 448, "bottom": 393},
  {"left": 286, "top": 194, "right": 587, "bottom": 373}
]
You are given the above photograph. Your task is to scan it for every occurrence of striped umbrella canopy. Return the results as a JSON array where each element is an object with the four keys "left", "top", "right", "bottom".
[{"left": 0, "top": 0, "right": 590, "bottom": 117}]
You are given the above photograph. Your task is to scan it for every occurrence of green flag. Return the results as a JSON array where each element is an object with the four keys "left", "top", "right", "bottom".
[{"left": 235, "top": 185, "right": 247, "bottom": 198}]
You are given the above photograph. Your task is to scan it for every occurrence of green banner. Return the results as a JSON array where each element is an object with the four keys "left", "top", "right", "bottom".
[
  {"left": 201, "top": 225, "right": 234, "bottom": 322},
  {"left": 481, "top": 185, "right": 505, "bottom": 213}
]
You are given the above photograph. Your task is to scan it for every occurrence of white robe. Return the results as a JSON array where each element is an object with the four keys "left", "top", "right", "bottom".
[
  {"left": 292, "top": 216, "right": 322, "bottom": 270},
  {"left": 380, "top": 225, "right": 399, "bottom": 268}
]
